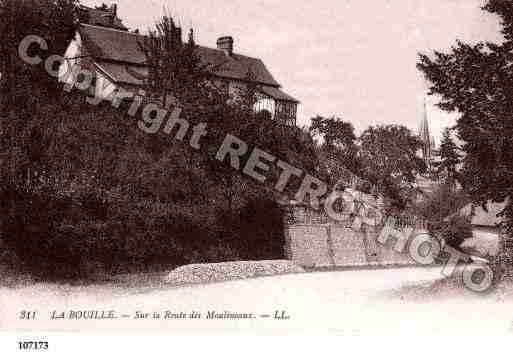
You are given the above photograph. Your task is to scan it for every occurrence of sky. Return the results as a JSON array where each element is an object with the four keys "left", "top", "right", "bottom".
[{"left": 82, "top": 0, "right": 504, "bottom": 144}]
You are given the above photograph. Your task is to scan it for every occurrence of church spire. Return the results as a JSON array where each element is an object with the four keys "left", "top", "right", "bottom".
[
  {"left": 419, "top": 96, "right": 432, "bottom": 166},
  {"left": 419, "top": 96, "right": 435, "bottom": 172}
]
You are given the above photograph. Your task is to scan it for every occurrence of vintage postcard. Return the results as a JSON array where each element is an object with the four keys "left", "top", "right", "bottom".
[{"left": 1, "top": 0, "right": 513, "bottom": 352}]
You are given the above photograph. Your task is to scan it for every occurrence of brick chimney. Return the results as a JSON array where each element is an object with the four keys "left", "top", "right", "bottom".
[
  {"left": 217, "top": 36, "right": 234, "bottom": 56},
  {"left": 110, "top": 4, "right": 117, "bottom": 17}
]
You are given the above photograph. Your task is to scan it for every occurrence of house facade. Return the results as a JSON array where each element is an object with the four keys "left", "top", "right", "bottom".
[{"left": 64, "top": 4, "right": 299, "bottom": 125}]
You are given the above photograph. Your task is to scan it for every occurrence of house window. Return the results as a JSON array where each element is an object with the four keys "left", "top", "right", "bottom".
[{"left": 275, "top": 100, "right": 297, "bottom": 126}]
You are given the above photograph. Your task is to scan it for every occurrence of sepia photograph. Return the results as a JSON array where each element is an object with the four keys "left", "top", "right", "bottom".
[{"left": 1, "top": 0, "right": 513, "bottom": 353}]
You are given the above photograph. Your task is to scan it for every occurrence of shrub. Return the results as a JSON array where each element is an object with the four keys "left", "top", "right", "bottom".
[
  {"left": 0, "top": 183, "right": 286, "bottom": 281},
  {"left": 218, "top": 197, "right": 286, "bottom": 261},
  {"left": 408, "top": 183, "right": 472, "bottom": 250},
  {"left": 415, "top": 183, "right": 469, "bottom": 221},
  {"left": 0, "top": 185, "right": 77, "bottom": 279},
  {"left": 434, "top": 214, "right": 473, "bottom": 250},
  {"left": 0, "top": 186, "right": 204, "bottom": 279}
]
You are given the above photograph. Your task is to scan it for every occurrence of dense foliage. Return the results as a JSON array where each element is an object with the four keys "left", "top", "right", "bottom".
[
  {"left": 417, "top": 0, "right": 513, "bottom": 233},
  {"left": 412, "top": 183, "right": 471, "bottom": 249},
  {"left": 434, "top": 127, "right": 461, "bottom": 184},
  {"left": 0, "top": 1, "right": 318, "bottom": 280},
  {"left": 359, "top": 124, "right": 426, "bottom": 208}
]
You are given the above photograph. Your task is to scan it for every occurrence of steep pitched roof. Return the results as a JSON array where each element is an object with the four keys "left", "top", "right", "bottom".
[
  {"left": 260, "top": 85, "right": 299, "bottom": 103},
  {"left": 94, "top": 61, "right": 146, "bottom": 86},
  {"left": 78, "top": 23, "right": 282, "bottom": 88}
]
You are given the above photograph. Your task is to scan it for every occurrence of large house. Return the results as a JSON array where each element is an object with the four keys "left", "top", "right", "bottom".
[{"left": 64, "top": 4, "right": 299, "bottom": 125}]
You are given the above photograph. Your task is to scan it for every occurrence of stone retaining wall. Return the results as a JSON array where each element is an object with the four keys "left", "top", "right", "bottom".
[{"left": 283, "top": 203, "right": 417, "bottom": 268}]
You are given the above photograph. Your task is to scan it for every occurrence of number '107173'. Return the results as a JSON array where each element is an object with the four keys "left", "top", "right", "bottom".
[{"left": 18, "top": 341, "right": 49, "bottom": 350}]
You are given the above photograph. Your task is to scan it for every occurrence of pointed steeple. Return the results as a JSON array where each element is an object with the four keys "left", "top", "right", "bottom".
[{"left": 419, "top": 96, "right": 432, "bottom": 161}]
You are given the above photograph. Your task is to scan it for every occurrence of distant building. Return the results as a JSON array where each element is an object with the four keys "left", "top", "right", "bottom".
[
  {"left": 456, "top": 201, "right": 507, "bottom": 258},
  {"left": 64, "top": 4, "right": 299, "bottom": 125},
  {"left": 413, "top": 97, "right": 440, "bottom": 200}
]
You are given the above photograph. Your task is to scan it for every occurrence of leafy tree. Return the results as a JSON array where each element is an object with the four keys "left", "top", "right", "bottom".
[
  {"left": 308, "top": 116, "right": 360, "bottom": 187},
  {"left": 138, "top": 17, "right": 218, "bottom": 112},
  {"left": 0, "top": 0, "right": 77, "bottom": 187},
  {"left": 309, "top": 116, "right": 356, "bottom": 151},
  {"left": 359, "top": 124, "right": 426, "bottom": 208},
  {"left": 408, "top": 182, "right": 471, "bottom": 250},
  {"left": 135, "top": 17, "right": 227, "bottom": 206},
  {"left": 417, "top": 0, "right": 513, "bottom": 234},
  {"left": 435, "top": 127, "right": 461, "bottom": 184},
  {"left": 0, "top": 0, "right": 76, "bottom": 101}
]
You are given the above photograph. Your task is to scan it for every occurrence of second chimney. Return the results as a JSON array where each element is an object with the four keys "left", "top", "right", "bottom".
[{"left": 217, "top": 36, "right": 234, "bottom": 56}]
